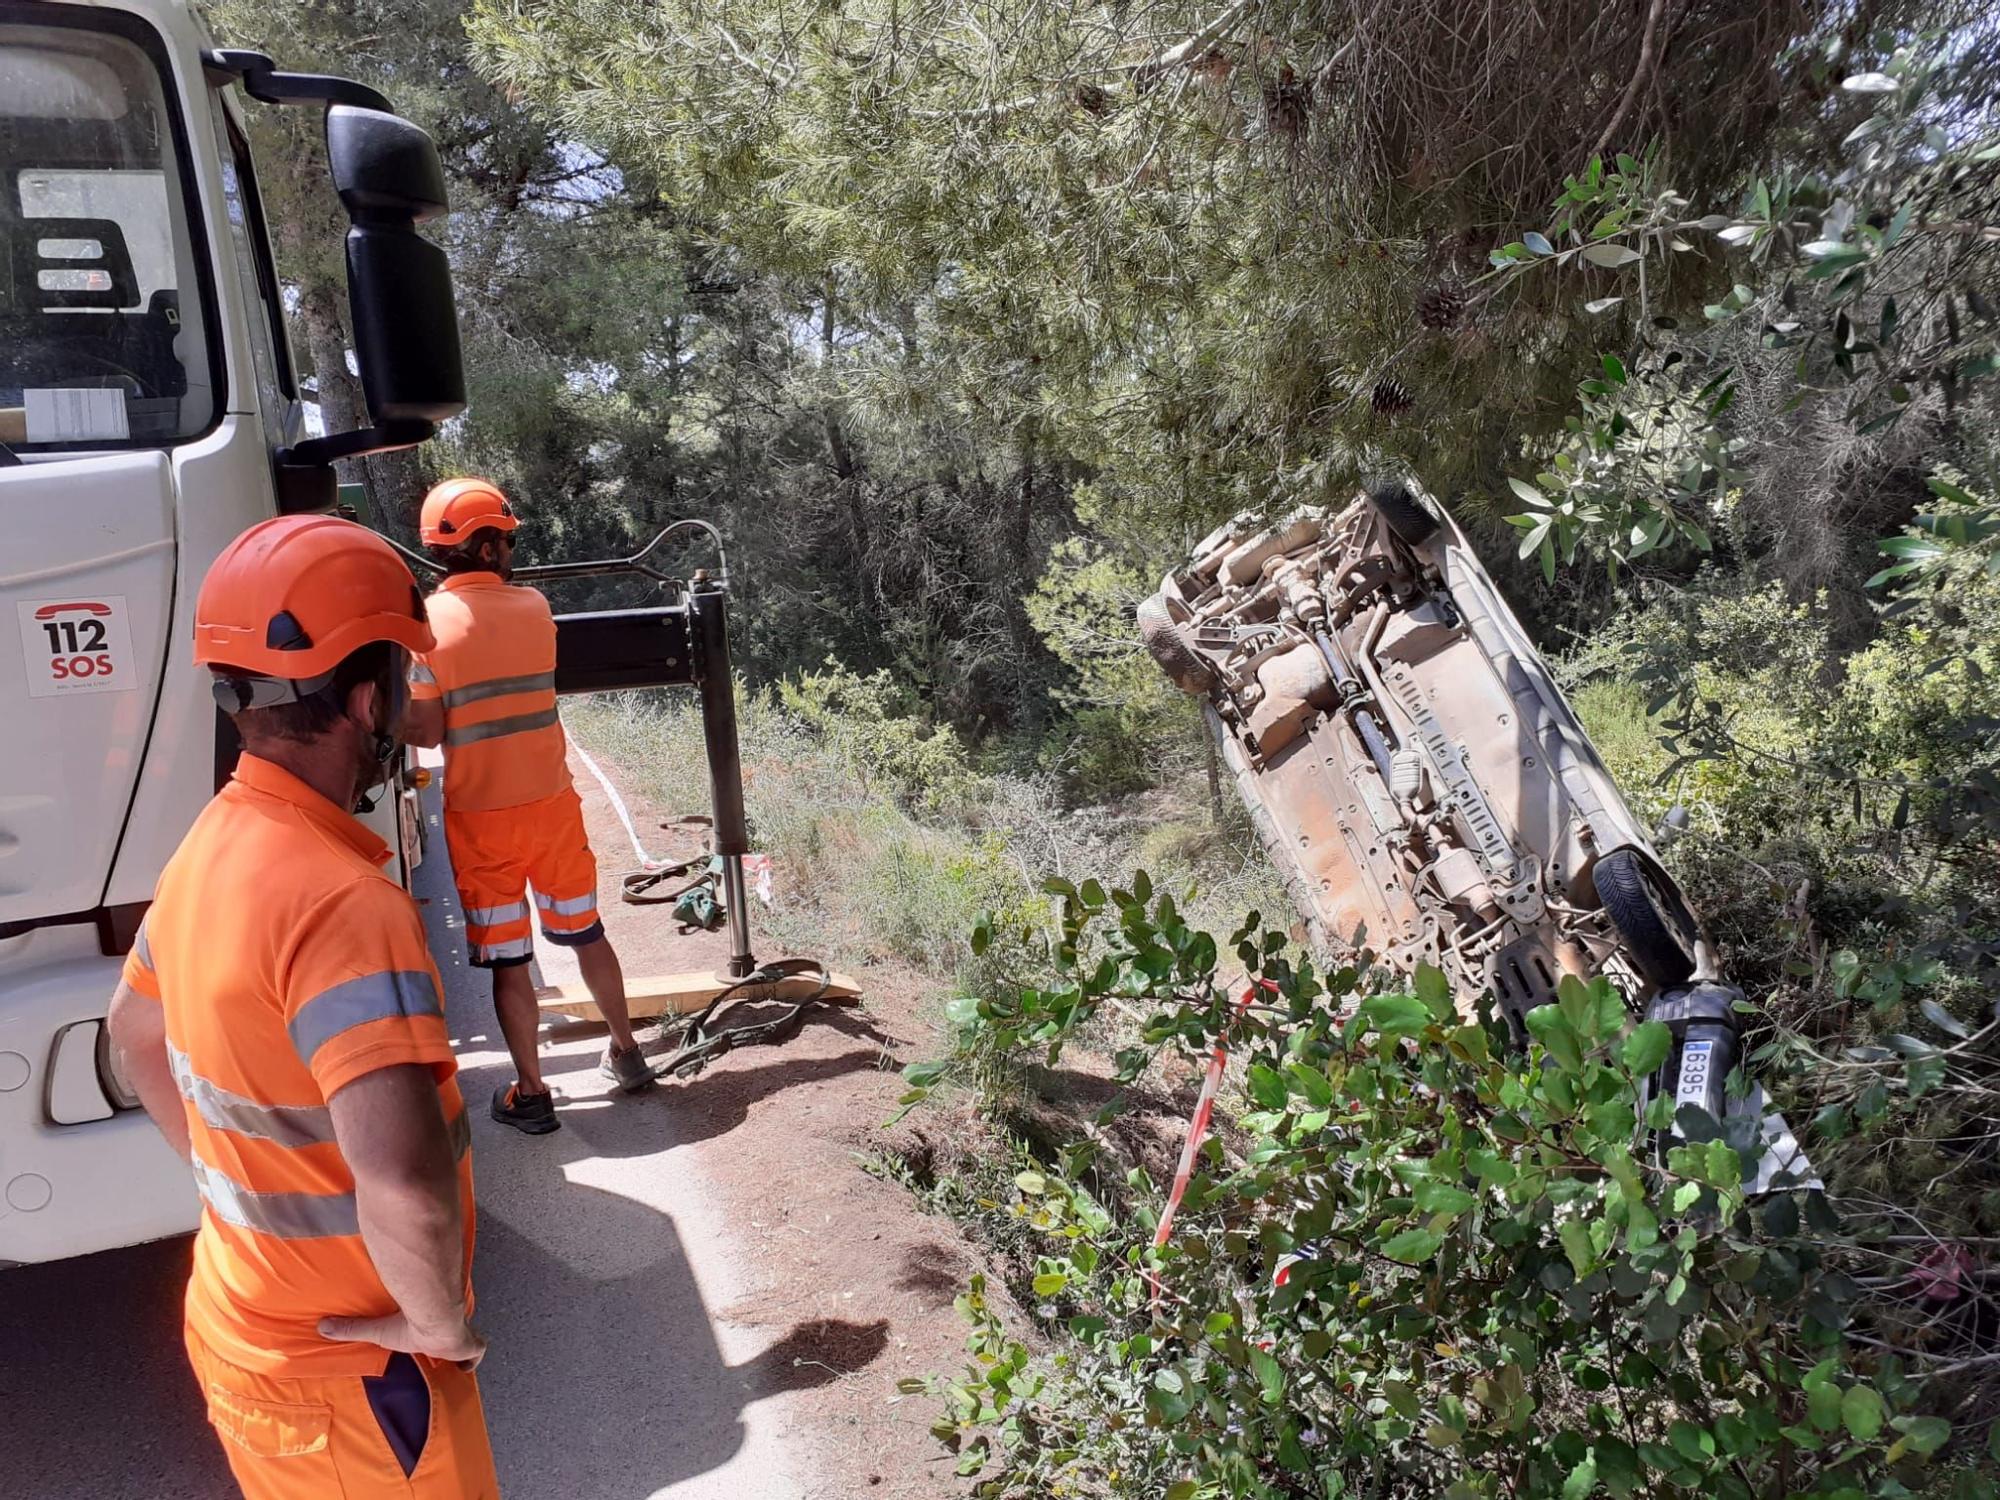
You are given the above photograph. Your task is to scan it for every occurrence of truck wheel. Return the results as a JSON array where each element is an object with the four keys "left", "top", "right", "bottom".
[
  {"left": 1366, "top": 478, "right": 1440, "bottom": 548},
  {"left": 1593, "top": 847, "right": 1698, "bottom": 989},
  {"left": 1137, "top": 594, "right": 1215, "bottom": 695}
]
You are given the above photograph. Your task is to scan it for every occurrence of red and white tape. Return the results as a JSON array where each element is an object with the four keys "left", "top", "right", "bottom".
[{"left": 1147, "top": 978, "right": 1277, "bottom": 1307}]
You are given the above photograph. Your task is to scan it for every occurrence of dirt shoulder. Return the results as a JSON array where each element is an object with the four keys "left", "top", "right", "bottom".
[{"left": 564, "top": 733, "right": 989, "bottom": 1498}]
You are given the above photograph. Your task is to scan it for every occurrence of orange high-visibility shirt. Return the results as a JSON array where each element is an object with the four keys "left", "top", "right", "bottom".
[
  {"left": 122, "top": 755, "right": 475, "bottom": 1378},
  {"left": 410, "top": 572, "right": 569, "bottom": 813}
]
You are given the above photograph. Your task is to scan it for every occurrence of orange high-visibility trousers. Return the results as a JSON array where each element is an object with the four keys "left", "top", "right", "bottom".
[{"left": 186, "top": 1324, "right": 501, "bottom": 1499}]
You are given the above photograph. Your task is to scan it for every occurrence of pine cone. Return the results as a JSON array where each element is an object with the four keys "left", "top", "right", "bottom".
[
  {"left": 1417, "top": 283, "right": 1466, "bottom": 330},
  {"left": 1262, "top": 65, "right": 1310, "bottom": 140},
  {"left": 1371, "top": 377, "right": 1415, "bottom": 416},
  {"left": 1074, "top": 82, "right": 1112, "bottom": 116}
]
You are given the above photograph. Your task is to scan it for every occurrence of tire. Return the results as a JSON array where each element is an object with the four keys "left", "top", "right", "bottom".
[
  {"left": 1137, "top": 593, "right": 1216, "bottom": 695},
  {"left": 1592, "top": 847, "right": 1698, "bottom": 990},
  {"left": 1366, "top": 478, "right": 1440, "bottom": 547}
]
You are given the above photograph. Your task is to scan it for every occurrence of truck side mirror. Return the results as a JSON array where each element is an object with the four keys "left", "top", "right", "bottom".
[
  {"left": 278, "top": 104, "right": 465, "bottom": 470},
  {"left": 326, "top": 106, "right": 465, "bottom": 430}
]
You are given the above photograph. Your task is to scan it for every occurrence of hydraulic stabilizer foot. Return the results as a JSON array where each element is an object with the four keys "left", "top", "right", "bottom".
[{"left": 689, "top": 579, "right": 758, "bottom": 979}]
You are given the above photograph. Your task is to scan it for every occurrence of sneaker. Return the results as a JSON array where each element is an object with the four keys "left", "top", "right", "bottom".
[
  {"left": 490, "top": 1083, "right": 560, "bottom": 1134},
  {"left": 601, "top": 1043, "right": 657, "bottom": 1094}
]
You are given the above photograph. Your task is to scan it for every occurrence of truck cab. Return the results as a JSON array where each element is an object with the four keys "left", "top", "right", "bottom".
[{"left": 0, "top": 0, "right": 462, "bottom": 1264}]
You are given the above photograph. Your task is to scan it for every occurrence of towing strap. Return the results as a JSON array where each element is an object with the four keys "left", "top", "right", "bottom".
[
  {"left": 621, "top": 856, "right": 727, "bottom": 931},
  {"left": 618, "top": 815, "right": 727, "bottom": 931},
  {"left": 651, "top": 958, "right": 834, "bottom": 1081}
]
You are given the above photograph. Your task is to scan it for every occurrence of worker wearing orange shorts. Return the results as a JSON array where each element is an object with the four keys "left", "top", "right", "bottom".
[
  {"left": 403, "top": 477, "right": 654, "bottom": 1134},
  {"left": 106, "top": 516, "right": 498, "bottom": 1498}
]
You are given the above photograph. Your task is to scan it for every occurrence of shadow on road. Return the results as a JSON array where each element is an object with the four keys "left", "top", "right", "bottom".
[
  {"left": 0, "top": 1235, "right": 227, "bottom": 1500},
  {"left": 470, "top": 1197, "right": 884, "bottom": 1497},
  {"left": 0, "top": 1170, "right": 885, "bottom": 1500}
]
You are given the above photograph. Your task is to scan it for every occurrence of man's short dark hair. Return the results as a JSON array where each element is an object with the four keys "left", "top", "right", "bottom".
[
  {"left": 427, "top": 527, "right": 510, "bottom": 576},
  {"left": 226, "top": 641, "right": 394, "bottom": 745}
]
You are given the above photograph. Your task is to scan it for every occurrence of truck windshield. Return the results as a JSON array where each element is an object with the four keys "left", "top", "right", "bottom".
[{"left": 0, "top": 17, "right": 217, "bottom": 451}]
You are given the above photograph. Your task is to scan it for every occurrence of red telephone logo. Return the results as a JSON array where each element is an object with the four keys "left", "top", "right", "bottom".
[{"left": 35, "top": 601, "right": 117, "bottom": 679}]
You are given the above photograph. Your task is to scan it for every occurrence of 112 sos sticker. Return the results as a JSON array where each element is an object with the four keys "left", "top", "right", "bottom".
[{"left": 17, "top": 596, "right": 139, "bottom": 698}]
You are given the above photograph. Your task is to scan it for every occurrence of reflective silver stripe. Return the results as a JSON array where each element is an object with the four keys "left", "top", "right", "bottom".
[
  {"left": 190, "top": 1157, "right": 358, "bottom": 1239},
  {"left": 444, "top": 706, "right": 560, "bottom": 748},
  {"left": 472, "top": 936, "right": 532, "bottom": 962},
  {"left": 132, "top": 917, "right": 154, "bottom": 972},
  {"left": 533, "top": 891, "right": 597, "bottom": 917},
  {"left": 289, "top": 971, "right": 443, "bottom": 1068},
  {"left": 169, "top": 1044, "right": 334, "bottom": 1150},
  {"left": 465, "top": 900, "right": 529, "bottom": 927},
  {"left": 442, "top": 670, "right": 555, "bottom": 710},
  {"left": 449, "top": 1107, "right": 472, "bottom": 1161},
  {"left": 408, "top": 660, "right": 436, "bottom": 686}
]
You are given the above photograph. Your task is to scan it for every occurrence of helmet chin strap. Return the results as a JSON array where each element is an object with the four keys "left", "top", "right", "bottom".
[
  {"left": 351, "top": 649, "right": 410, "bottom": 816},
  {"left": 351, "top": 731, "right": 398, "bottom": 815}
]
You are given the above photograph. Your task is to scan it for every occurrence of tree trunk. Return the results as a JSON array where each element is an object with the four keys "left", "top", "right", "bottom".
[
  {"left": 298, "top": 280, "right": 366, "bottom": 490},
  {"left": 363, "top": 445, "right": 426, "bottom": 548},
  {"left": 1205, "top": 723, "right": 1224, "bottom": 825},
  {"left": 658, "top": 309, "right": 683, "bottom": 525},
  {"left": 821, "top": 277, "right": 872, "bottom": 612},
  {"left": 1007, "top": 423, "right": 1041, "bottom": 732},
  {"left": 1015, "top": 424, "right": 1036, "bottom": 584}
]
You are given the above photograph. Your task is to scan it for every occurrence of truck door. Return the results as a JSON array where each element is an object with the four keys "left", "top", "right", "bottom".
[{"left": 0, "top": 11, "right": 224, "bottom": 925}]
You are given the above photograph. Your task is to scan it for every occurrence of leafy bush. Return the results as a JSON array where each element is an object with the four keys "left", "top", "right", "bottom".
[
  {"left": 908, "top": 882, "right": 1989, "bottom": 1499},
  {"left": 1026, "top": 534, "right": 1203, "bottom": 802},
  {"left": 1564, "top": 556, "right": 2000, "bottom": 1261},
  {"left": 779, "top": 659, "right": 980, "bottom": 815},
  {"left": 1500, "top": 47, "right": 1999, "bottom": 593}
]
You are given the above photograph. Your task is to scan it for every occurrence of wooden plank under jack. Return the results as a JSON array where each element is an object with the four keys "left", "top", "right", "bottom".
[{"left": 535, "top": 966, "right": 864, "bottom": 1021}]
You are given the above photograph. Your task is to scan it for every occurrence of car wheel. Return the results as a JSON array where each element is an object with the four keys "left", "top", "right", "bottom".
[
  {"left": 1592, "top": 847, "right": 1698, "bottom": 990},
  {"left": 1365, "top": 478, "right": 1440, "bottom": 548},
  {"left": 1137, "top": 594, "right": 1216, "bottom": 695}
]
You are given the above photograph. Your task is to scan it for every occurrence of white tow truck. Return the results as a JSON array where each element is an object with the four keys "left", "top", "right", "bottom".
[{"left": 1, "top": 0, "right": 465, "bottom": 1264}]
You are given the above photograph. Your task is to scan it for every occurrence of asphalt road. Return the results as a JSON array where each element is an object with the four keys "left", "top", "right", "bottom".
[{"left": 1, "top": 779, "right": 816, "bottom": 1499}]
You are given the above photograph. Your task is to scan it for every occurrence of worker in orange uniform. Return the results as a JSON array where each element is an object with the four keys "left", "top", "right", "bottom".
[
  {"left": 401, "top": 476, "right": 654, "bottom": 1135},
  {"left": 105, "top": 516, "right": 498, "bottom": 1499}
]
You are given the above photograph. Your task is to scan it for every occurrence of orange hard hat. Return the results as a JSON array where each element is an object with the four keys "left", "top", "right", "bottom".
[
  {"left": 194, "top": 515, "right": 434, "bottom": 681},
  {"left": 420, "top": 476, "right": 519, "bottom": 548}
]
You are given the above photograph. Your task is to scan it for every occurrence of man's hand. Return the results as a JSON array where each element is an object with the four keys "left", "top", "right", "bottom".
[
  {"left": 320, "top": 1311, "right": 487, "bottom": 1370},
  {"left": 400, "top": 696, "right": 444, "bottom": 750}
]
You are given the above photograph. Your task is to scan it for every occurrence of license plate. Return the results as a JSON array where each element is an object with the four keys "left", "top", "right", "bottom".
[{"left": 1675, "top": 1037, "right": 1717, "bottom": 1114}]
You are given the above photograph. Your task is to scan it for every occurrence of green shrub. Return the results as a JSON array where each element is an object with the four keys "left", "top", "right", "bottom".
[
  {"left": 1558, "top": 567, "right": 1997, "bottom": 1030},
  {"left": 906, "top": 882, "right": 1985, "bottom": 1500},
  {"left": 779, "top": 659, "right": 979, "bottom": 815},
  {"left": 1026, "top": 534, "right": 1203, "bottom": 802},
  {"left": 564, "top": 685, "right": 1060, "bottom": 986}
]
